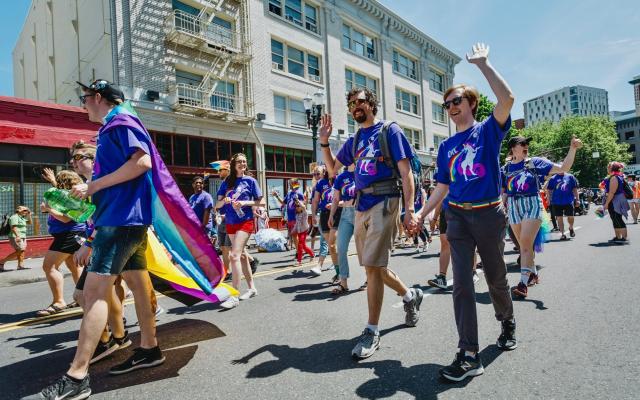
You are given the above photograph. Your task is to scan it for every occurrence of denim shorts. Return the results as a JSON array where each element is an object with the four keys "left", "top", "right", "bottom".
[{"left": 87, "top": 226, "right": 148, "bottom": 276}]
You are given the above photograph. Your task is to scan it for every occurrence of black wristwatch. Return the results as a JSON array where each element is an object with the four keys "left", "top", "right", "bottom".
[{"left": 320, "top": 143, "right": 330, "bottom": 148}]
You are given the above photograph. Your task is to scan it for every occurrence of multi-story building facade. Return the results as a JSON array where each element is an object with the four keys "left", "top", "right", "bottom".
[
  {"left": 523, "top": 85, "right": 609, "bottom": 127},
  {"left": 12, "top": 0, "right": 459, "bottom": 220},
  {"left": 612, "top": 75, "right": 640, "bottom": 168}
]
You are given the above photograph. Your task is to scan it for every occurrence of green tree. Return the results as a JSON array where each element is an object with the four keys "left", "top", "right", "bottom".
[
  {"left": 475, "top": 93, "right": 522, "bottom": 161},
  {"left": 520, "top": 116, "right": 629, "bottom": 187}
]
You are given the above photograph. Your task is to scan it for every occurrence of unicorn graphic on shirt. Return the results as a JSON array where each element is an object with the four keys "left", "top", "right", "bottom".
[
  {"left": 460, "top": 143, "right": 480, "bottom": 181},
  {"left": 515, "top": 172, "right": 528, "bottom": 191},
  {"left": 355, "top": 135, "right": 378, "bottom": 176}
]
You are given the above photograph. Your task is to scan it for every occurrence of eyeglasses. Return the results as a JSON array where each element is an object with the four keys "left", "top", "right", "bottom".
[
  {"left": 79, "top": 94, "right": 95, "bottom": 105},
  {"left": 442, "top": 96, "right": 467, "bottom": 110},
  {"left": 348, "top": 98, "right": 367, "bottom": 110},
  {"left": 71, "top": 154, "right": 94, "bottom": 162}
]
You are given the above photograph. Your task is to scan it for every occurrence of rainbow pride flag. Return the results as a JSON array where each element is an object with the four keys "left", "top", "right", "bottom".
[{"left": 103, "top": 102, "right": 236, "bottom": 304}]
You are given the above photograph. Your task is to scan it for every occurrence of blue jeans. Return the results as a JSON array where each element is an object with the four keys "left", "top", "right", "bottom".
[
  {"left": 336, "top": 207, "right": 355, "bottom": 279},
  {"left": 319, "top": 233, "right": 328, "bottom": 257}
]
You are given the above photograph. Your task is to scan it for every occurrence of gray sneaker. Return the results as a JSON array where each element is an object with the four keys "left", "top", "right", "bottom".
[
  {"left": 404, "top": 288, "right": 424, "bottom": 327},
  {"left": 351, "top": 328, "right": 380, "bottom": 359}
]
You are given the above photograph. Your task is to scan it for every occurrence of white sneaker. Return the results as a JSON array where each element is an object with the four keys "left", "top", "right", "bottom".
[
  {"left": 321, "top": 264, "right": 334, "bottom": 272},
  {"left": 310, "top": 266, "right": 322, "bottom": 276},
  {"left": 239, "top": 288, "right": 258, "bottom": 301},
  {"left": 220, "top": 296, "right": 239, "bottom": 309}
]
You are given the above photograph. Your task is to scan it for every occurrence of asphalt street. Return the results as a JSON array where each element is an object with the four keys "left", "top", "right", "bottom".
[{"left": 1, "top": 213, "right": 638, "bottom": 400}]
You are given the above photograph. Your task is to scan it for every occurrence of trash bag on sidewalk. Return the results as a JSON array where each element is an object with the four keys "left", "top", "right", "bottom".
[{"left": 254, "top": 228, "right": 288, "bottom": 252}]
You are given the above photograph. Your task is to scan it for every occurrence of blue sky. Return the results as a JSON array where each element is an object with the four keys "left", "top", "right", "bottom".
[{"left": 1, "top": 0, "right": 638, "bottom": 119}]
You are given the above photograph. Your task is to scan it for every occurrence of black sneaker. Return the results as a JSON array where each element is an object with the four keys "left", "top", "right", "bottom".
[
  {"left": 496, "top": 319, "right": 517, "bottom": 350},
  {"left": 109, "top": 346, "right": 165, "bottom": 375},
  {"left": 21, "top": 374, "right": 91, "bottom": 399},
  {"left": 249, "top": 257, "right": 260, "bottom": 273},
  {"left": 427, "top": 274, "right": 448, "bottom": 290},
  {"left": 439, "top": 351, "right": 484, "bottom": 382},
  {"left": 90, "top": 336, "right": 118, "bottom": 364}
]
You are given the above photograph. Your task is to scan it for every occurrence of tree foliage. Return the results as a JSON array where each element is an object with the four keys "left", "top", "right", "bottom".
[
  {"left": 475, "top": 94, "right": 522, "bottom": 162},
  {"left": 521, "top": 116, "right": 629, "bottom": 187}
]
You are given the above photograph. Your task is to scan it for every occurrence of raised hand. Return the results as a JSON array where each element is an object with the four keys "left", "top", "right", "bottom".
[
  {"left": 41, "top": 168, "right": 57, "bottom": 186},
  {"left": 570, "top": 135, "right": 583, "bottom": 149},
  {"left": 466, "top": 43, "right": 489, "bottom": 65},
  {"left": 318, "top": 114, "right": 333, "bottom": 142}
]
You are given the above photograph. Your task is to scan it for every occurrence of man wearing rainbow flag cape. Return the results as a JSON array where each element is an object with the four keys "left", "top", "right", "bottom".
[{"left": 25, "top": 80, "right": 231, "bottom": 400}]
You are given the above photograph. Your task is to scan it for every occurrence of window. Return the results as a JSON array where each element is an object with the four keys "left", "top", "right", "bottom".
[
  {"left": 173, "top": 135, "right": 188, "bottom": 166},
  {"left": 189, "top": 137, "right": 203, "bottom": 167},
  {"left": 432, "top": 102, "right": 446, "bottom": 124},
  {"left": 347, "top": 114, "right": 356, "bottom": 134},
  {"left": 629, "top": 144, "right": 636, "bottom": 152},
  {"left": 273, "top": 94, "right": 308, "bottom": 128},
  {"left": 210, "top": 17, "right": 233, "bottom": 47},
  {"left": 429, "top": 69, "right": 444, "bottom": 92},
  {"left": 274, "top": 95, "right": 287, "bottom": 124},
  {"left": 155, "top": 133, "right": 173, "bottom": 164},
  {"left": 345, "top": 68, "right": 378, "bottom": 96},
  {"left": 404, "top": 128, "right": 422, "bottom": 150},
  {"left": 626, "top": 131, "right": 635, "bottom": 140},
  {"left": 393, "top": 50, "right": 417, "bottom": 80},
  {"left": 271, "top": 38, "right": 321, "bottom": 82},
  {"left": 434, "top": 135, "right": 447, "bottom": 149},
  {"left": 210, "top": 80, "right": 236, "bottom": 112},
  {"left": 342, "top": 24, "right": 376, "bottom": 60},
  {"left": 264, "top": 145, "right": 313, "bottom": 173},
  {"left": 269, "top": 0, "right": 319, "bottom": 34},
  {"left": 395, "top": 88, "right": 419, "bottom": 115}
]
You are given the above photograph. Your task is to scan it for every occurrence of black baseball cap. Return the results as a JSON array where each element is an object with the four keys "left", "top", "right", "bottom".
[
  {"left": 76, "top": 79, "right": 125, "bottom": 104},
  {"left": 507, "top": 136, "right": 532, "bottom": 149}
]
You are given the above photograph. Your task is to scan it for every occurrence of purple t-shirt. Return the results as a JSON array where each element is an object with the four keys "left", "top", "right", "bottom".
[
  {"left": 603, "top": 175, "right": 624, "bottom": 195},
  {"left": 284, "top": 190, "right": 304, "bottom": 221},
  {"left": 92, "top": 124, "right": 152, "bottom": 227},
  {"left": 189, "top": 191, "right": 214, "bottom": 230},
  {"left": 548, "top": 173, "right": 578, "bottom": 205},
  {"left": 333, "top": 170, "right": 356, "bottom": 202},
  {"left": 435, "top": 114, "right": 511, "bottom": 203},
  {"left": 217, "top": 176, "right": 262, "bottom": 225},
  {"left": 47, "top": 214, "right": 86, "bottom": 235},
  {"left": 314, "top": 178, "right": 333, "bottom": 211},
  {"left": 336, "top": 121, "right": 413, "bottom": 211},
  {"left": 503, "top": 157, "right": 553, "bottom": 197}
]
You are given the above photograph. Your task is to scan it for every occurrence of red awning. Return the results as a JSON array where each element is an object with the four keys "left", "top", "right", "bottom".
[{"left": 0, "top": 96, "right": 98, "bottom": 149}]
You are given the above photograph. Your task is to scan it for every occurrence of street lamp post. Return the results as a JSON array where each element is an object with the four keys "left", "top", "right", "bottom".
[{"left": 304, "top": 89, "right": 325, "bottom": 162}]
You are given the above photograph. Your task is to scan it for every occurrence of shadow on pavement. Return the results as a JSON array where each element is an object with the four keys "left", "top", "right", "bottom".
[
  {"left": 4, "top": 318, "right": 224, "bottom": 399},
  {"left": 588, "top": 241, "right": 627, "bottom": 247}
]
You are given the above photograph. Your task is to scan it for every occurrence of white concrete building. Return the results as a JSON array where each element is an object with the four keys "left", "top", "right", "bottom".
[
  {"left": 523, "top": 85, "right": 609, "bottom": 127},
  {"left": 612, "top": 75, "right": 640, "bottom": 166},
  {"left": 13, "top": 0, "right": 459, "bottom": 219}
]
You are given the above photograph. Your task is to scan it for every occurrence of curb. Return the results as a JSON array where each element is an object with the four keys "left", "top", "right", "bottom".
[{"left": 0, "top": 272, "right": 72, "bottom": 288}]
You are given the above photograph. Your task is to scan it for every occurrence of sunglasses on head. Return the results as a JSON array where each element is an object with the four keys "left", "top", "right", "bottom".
[
  {"left": 442, "top": 95, "right": 467, "bottom": 110},
  {"left": 71, "top": 154, "right": 94, "bottom": 162},
  {"left": 348, "top": 98, "right": 367, "bottom": 110},
  {"left": 79, "top": 94, "right": 95, "bottom": 105}
]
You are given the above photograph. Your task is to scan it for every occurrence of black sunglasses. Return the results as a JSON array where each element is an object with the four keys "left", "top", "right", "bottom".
[
  {"left": 442, "top": 96, "right": 467, "bottom": 110},
  {"left": 79, "top": 94, "right": 95, "bottom": 105},
  {"left": 348, "top": 98, "right": 367, "bottom": 110},
  {"left": 71, "top": 154, "right": 94, "bottom": 162}
]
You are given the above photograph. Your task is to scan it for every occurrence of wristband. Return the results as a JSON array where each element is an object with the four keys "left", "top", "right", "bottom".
[{"left": 320, "top": 143, "right": 330, "bottom": 148}]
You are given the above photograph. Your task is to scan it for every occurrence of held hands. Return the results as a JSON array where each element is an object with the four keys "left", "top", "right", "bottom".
[
  {"left": 403, "top": 210, "right": 419, "bottom": 233},
  {"left": 318, "top": 114, "right": 332, "bottom": 142},
  {"left": 466, "top": 43, "right": 489, "bottom": 66}
]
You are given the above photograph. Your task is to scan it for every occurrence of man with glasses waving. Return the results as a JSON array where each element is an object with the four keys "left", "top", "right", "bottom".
[
  {"left": 319, "top": 87, "right": 423, "bottom": 360},
  {"left": 416, "top": 43, "right": 517, "bottom": 382}
]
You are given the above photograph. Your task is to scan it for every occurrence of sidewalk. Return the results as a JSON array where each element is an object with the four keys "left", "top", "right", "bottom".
[{"left": 0, "top": 245, "right": 318, "bottom": 288}]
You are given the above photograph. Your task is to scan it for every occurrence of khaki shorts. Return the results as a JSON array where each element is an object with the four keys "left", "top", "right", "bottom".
[
  {"left": 354, "top": 197, "right": 399, "bottom": 267},
  {"left": 9, "top": 236, "right": 27, "bottom": 251}
]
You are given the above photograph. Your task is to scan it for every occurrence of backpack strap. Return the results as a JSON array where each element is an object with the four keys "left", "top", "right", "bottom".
[{"left": 377, "top": 120, "right": 398, "bottom": 176}]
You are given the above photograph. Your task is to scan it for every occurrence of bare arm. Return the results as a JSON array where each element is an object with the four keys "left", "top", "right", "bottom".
[
  {"left": 202, "top": 208, "right": 212, "bottom": 227},
  {"left": 311, "top": 191, "right": 320, "bottom": 221},
  {"left": 549, "top": 136, "right": 583, "bottom": 175},
  {"left": 467, "top": 43, "right": 514, "bottom": 127},
  {"left": 603, "top": 177, "right": 618, "bottom": 209},
  {"left": 328, "top": 189, "right": 340, "bottom": 228},
  {"left": 317, "top": 114, "right": 345, "bottom": 177},
  {"left": 419, "top": 183, "right": 449, "bottom": 221}
]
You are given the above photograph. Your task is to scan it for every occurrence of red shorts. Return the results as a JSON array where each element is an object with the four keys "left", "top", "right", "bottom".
[
  {"left": 226, "top": 219, "right": 255, "bottom": 235},
  {"left": 287, "top": 220, "right": 296, "bottom": 233}
]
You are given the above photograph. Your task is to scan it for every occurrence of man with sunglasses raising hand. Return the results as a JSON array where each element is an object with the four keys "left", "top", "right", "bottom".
[
  {"left": 416, "top": 43, "right": 517, "bottom": 382},
  {"left": 318, "top": 87, "right": 423, "bottom": 360}
]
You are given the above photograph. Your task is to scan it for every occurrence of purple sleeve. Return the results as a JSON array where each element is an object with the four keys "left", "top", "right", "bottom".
[
  {"left": 533, "top": 157, "right": 554, "bottom": 177},
  {"left": 336, "top": 137, "right": 355, "bottom": 166},
  {"left": 216, "top": 181, "right": 227, "bottom": 198},
  {"left": 434, "top": 142, "right": 450, "bottom": 184},
  {"left": 484, "top": 113, "right": 512, "bottom": 142},
  {"left": 204, "top": 193, "right": 214, "bottom": 209},
  {"left": 548, "top": 176, "right": 558, "bottom": 190},
  {"left": 388, "top": 123, "right": 413, "bottom": 162},
  {"left": 252, "top": 178, "right": 263, "bottom": 199},
  {"left": 115, "top": 127, "right": 151, "bottom": 158},
  {"left": 332, "top": 175, "right": 342, "bottom": 191}
]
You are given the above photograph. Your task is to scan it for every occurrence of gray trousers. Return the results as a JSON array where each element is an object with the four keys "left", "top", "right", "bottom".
[{"left": 446, "top": 204, "right": 514, "bottom": 352}]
